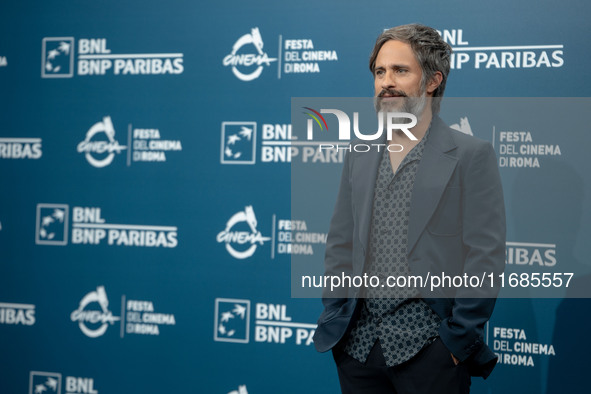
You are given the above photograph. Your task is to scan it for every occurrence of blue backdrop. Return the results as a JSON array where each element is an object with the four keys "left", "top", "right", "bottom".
[{"left": 1, "top": 1, "right": 590, "bottom": 393}]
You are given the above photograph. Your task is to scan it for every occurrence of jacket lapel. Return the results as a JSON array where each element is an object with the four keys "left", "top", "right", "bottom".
[
  {"left": 353, "top": 117, "right": 458, "bottom": 258},
  {"left": 407, "top": 117, "right": 458, "bottom": 255},
  {"left": 352, "top": 136, "right": 385, "bottom": 256}
]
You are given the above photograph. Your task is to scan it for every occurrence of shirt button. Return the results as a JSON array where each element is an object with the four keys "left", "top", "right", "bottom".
[{"left": 376, "top": 317, "right": 382, "bottom": 324}]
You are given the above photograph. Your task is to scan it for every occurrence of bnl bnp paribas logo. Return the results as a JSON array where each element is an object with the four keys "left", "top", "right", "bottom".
[
  {"left": 29, "top": 371, "right": 99, "bottom": 394},
  {"left": 220, "top": 120, "right": 342, "bottom": 165},
  {"left": 0, "top": 137, "right": 43, "bottom": 159},
  {"left": 35, "top": 204, "right": 178, "bottom": 248},
  {"left": 41, "top": 37, "right": 183, "bottom": 78},
  {"left": 214, "top": 298, "right": 316, "bottom": 346},
  {"left": 220, "top": 122, "right": 256, "bottom": 164},
  {"left": 77, "top": 116, "right": 182, "bottom": 168},
  {"left": 435, "top": 28, "right": 564, "bottom": 70}
]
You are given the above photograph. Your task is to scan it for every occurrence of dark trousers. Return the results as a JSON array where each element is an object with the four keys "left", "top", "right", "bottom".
[{"left": 333, "top": 339, "right": 471, "bottom": 394}]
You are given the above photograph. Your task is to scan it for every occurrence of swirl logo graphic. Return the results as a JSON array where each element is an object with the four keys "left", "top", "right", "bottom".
[
  {"left": 70, "top": 286, "right": 120, "bottom": 338},
  {"left": 223, "top": 28, "right": 277, "bottom": 81},
  {"left": 302, "top": 107, "right": 328, "bottom": 131},
  {"left": 216, "top": 206, "right": 270, "bottom": 259},
  {"left": 77, "top": 116, "right": 127, "bottom": 168}
]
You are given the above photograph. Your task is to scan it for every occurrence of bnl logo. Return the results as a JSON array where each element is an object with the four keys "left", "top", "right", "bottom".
[
  {"left": 41, "top": 37, "right": 74, "bottom": 78},
  {"left": 30, "top": 372, "right": 99, "bottom": 394},
  {"left": 220, "top": 122, "right": 256, "bottom": 164},
  {"left": 35, "top": 204, "right": 69, "bottom": 245},
  {"left": 29, "top": 372, "right": 60, "bottom": 394},
  {"left": 214, "top": 298, "right": 250, "bottom": 343}
]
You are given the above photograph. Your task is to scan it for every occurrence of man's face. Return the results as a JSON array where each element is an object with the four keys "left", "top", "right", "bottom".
[{"left": 373, "top": 40, "right": 426, "bottom": 117}]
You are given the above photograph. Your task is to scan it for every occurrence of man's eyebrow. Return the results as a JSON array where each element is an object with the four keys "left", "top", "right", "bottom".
[
  {"left": 374, "top": 63, "right": 411, "bottom": 72},
  {"left": 388, "top": 63, "right": 410, "bottom": 69}
]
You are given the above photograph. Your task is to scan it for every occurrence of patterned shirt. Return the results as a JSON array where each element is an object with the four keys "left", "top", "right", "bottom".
[{"left": 345, "top": 126, "right": 441, "bottom": 367}]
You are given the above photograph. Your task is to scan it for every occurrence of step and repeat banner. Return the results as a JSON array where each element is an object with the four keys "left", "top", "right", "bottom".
[{"left": 1, "top": 1, "right": 590, "bottom": 393}]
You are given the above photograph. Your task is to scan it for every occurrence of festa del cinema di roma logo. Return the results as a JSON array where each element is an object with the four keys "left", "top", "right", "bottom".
[
  {"left": 216, "top": 206, "right": 270, "bottom": 259},
  {"left": 222, "top": 27, "right": 277, "bottom": 81},
  {"left": 70, "top": 286, "right": 176, "bottom": 338},
  {"left": 70, "top": 286, "right": 119, "bottom": 338},
  {"left": 77, "top": 116, "right": 126, "bottom": 168},
  {"left": 77, "top": 116, "right": 182, "bottom": 167}
]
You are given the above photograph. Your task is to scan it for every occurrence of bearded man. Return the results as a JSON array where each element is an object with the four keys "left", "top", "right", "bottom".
[{"left": 313, "top": 23, "right": 506, "bottom": 394}]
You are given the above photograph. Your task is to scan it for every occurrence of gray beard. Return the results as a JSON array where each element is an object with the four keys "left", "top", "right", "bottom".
[{"left": 375, "top": 92, "right": 427, "bottom": 124}]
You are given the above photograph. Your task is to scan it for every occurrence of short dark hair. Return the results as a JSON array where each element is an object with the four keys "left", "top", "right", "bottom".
[{"left": 369, "top": 24, "right": 452, "bottom": 113}]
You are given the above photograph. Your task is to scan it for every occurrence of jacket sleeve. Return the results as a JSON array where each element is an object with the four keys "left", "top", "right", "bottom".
[
  {"left": 320, "top": 149, "right": 355, "bottom": 310},
  {"left": 438, "top": 141, "right": 506, "bottom": 378}
]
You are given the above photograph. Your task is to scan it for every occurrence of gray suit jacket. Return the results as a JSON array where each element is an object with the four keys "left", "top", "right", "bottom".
[{"left": 313, "top": 116, "right": 506, "bottom": 379}]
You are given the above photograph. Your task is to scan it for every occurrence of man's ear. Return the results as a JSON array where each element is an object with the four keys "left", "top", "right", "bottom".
[{"left": 426, "top": 71, "right": 443, "bottom": 95}]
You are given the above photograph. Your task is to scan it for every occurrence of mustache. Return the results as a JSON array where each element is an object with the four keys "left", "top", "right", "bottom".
[{"left": 378, "top": 89, "right": 407, "bottom": 98}]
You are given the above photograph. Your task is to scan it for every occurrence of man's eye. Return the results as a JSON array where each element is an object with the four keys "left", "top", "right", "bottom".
[
  {"left": 375, "top": 70, "right": 384, "bottom": 76},
  {"left": 397, "top": 69, "right": 407, "bottom": 73}
]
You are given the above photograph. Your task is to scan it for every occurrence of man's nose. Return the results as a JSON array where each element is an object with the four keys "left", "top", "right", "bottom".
[{"left": 381, "top": 70, "right": 396, "bottom": 89}]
